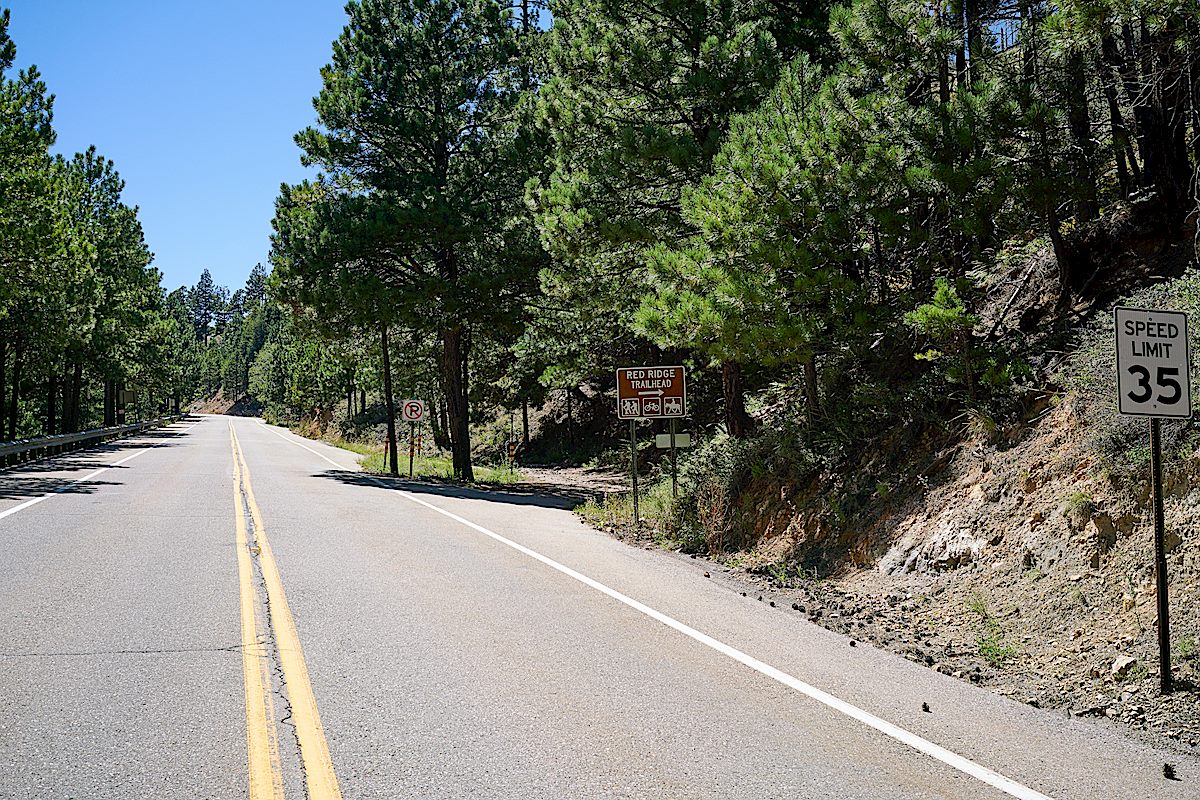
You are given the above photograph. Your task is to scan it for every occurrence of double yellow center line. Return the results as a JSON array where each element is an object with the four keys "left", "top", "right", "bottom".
[{"left": 230, "top": 423, "right": 342, "bottom": 800}]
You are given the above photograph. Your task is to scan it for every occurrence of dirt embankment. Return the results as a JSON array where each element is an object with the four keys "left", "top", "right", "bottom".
[
  {"left": 712, "top": 393, "right": 1200, "bottom": 755},
  {"left": 562, "top": 388, "right": 1200, "bottom": 755},
  {"left": 189, "top": 390, "right": 262, "bottom": 417},
  {"left": 567, "top": 220, "right": 1200, "bottom": 756}
]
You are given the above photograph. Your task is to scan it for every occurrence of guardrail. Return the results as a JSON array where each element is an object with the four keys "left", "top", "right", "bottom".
[{"left": 0, "top": 415, "right": 185, "bottom": 468}]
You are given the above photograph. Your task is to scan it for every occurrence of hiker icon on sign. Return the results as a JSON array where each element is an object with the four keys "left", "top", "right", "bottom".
[
  {"left": 622, "top": 399, "right": 641, "bottom": 417},
  {"left": 664, "top": 397, "right": 682, "bottom": 416},
  {"left": 643, "top": 397, "right": 663, "bottom": 416}
]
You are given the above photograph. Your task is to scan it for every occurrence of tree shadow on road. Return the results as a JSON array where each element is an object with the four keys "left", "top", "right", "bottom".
[
  {"left": 0, "top": 476, "right": 122, "bottom": 501},
  {"left": 1, "top": 456, "right": 127, "bottom": 474},
  {"left": 0, "top": 424, "right": 193, "bottom": 499},
  {"left": 315, "top": 469, "right": 599, "bottom": 511},
  {"left": 1, "top": 425, "right": 193, "bottom": 474}
]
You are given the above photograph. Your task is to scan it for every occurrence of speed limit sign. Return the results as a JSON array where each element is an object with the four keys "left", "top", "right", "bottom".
[
  {"left": 401, "top": 399, "right": 426, "bottom": 423},
  {"left": 1114, "top": 307, "right": 1191, "bottom": 418},
  {"left": 1113, "top": 307, "right": 1191, "bottom": 694}
]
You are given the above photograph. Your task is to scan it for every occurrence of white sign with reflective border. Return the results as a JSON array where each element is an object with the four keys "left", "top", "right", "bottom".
[
  {"left": 655, "top": 433, "right": 691, "bottom": 449},
  {"left": 400, "top": 399, "right": 426, "bottom": 423},
  {"left": 1114, "top": 306, "right": 1192, "bottom": 418}
]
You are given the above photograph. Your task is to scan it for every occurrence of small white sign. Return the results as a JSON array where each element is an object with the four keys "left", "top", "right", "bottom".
[
  {"left": 400, "top": 399, "right": 426, "bottom": 423},
  {"left": 655, "top": 433, "right": 691, "bottom": 448},
  {"left": 1114, "top": 306, "right": 1192, "bottom": 418}
]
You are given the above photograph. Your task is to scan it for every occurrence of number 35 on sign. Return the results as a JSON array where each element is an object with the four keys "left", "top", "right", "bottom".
[{"left": 1114, "top": 306, "right": 1192, "bottom": 418}]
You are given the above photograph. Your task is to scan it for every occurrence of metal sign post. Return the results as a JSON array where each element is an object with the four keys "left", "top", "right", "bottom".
[
  {"left": 1149, "top": 417, "right": 1170, "bottom": 694},
  {"left": 669, "top": 419, "right": 678, "bottom": 498},
  {"left": 400, "top": 400, "right": 426, "bottom": 480},
  {"left": 655, "top": 429, "right": 692, "bottom": 497},
  {"left": 1114, "top": 306, "right": 1192, "bottom": 695},
  {"left": 630, "top": 419, "right": 639, "bottom": 528}
]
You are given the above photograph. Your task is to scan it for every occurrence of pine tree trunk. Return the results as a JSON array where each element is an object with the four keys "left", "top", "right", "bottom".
[
  {"left": 722, "top": 360, "right": 754, "bottom": 438},
  {"left": 65, "top": 361, "right": 81, "bottom": 433},
  {"left": 61, "top": 368, "right": 72, "bottom": 433},
  {"left": 1190, "top": 18, "right": 1200, "bottom": 169},
  {"left": 441, "top": 325, "right": 474, "bottom": 481},
  {"left": 1065, "top": 53, "right": 1098, "bottom": 221},
  {"left": 8, "top": 339, "right": 22, "bottom": 440},
  {"left": 46, "top": 376, "right": 57, "bottom": 436},
  {"left": 953, "top": 1, "right": 967, "bottom": 88},
  {"left": 521, "top": 399, "right": 530, "bottom": 448},
  {"left": 429, "top": 396, "right": 451, "bottom": 452},
  {"left": 360, "top": 387, "right": 366, "bottom": 414},
  {"left": 1136, "top": 20, "right": 1191, "bottom": 218},
  {"left": 1047, "top": 204, "right": 1073, "bottom": 308},
  {"left": 380, "top": 326, "right": 399, "bottom": 476},
  {"left": 1099, "top": 58, "right": 1134, "bottom": 197},
  {"left": 1109, "top": 23, "right": 1191, "bottom": 215},
  {"left": 104, "top": 380, "right": 115, "bottom": 428},
  {"left": 566, "top": 388, "right": 574, "bottom": 450},
  {"left": 964, "top": 0, "right": 984, "bottom": 83},
  {"left": 0, "top": 335, "right": 7, "bottom": 441},
  {"left": 803, "top": 357, "right": 819, "bottom": 421},
  {"left": 73, "top": 362, "right": 83, "bottom": 432}
]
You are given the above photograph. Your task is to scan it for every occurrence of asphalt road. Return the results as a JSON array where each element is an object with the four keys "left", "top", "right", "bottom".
[{"left": 1, "top": 414, "right": 1196, "bottom": 799}]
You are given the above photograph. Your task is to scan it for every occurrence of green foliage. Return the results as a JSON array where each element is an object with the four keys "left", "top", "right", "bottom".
[
  {"left": 8, "top": 0, "right": 1199, "bottom": 580},
  {"left": 532, "top": 0, "right": 833, "bottom": 424},
  {"left": 356, "top": 445, "right": 523, "bottom": 484},
  {"left": 1175, "top": 635, "right": 1197, "bottom": 663},
  {"left": 575, "top": 479, "right": 692, "bottom": 546},
  {"left": 649, "top": 421, "right": 822, "bottom": 553},
  {"left": 907, "top": 279, "right": 976, "bottom": 346},
  {"left": 1068, "top": 269, "right": 1200, "bottom": 481},
  {"left": 272, "top": 0, "right": 547, "bottom": 479},
  {"left": 968, "top": 596, "right": 1020, "bottom": 667},
  {"left": 976, "top": 619, "right": 1021, "bottom": 668},
  {"left": 0, "top": 11, "right": 178, "bottom": 438},
  {"left": 1064, "top": 490, "right": 1093, "bottom": 518}
]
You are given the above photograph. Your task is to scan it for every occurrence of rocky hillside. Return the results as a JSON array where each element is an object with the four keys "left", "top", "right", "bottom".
[
  {"left": 743, "top": 390, "right": 1200, "bottom": 755},
  {"left": 580, "top": 233, "right": 1200, "bottom": 757}
]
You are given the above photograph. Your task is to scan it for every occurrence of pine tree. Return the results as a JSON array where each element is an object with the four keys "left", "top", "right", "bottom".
[
  {"left": 532, "top": 0, "right": 832, "bottom": 436},
  {"left": 277, "top": 0, "right": 541, "bottom": 480}
]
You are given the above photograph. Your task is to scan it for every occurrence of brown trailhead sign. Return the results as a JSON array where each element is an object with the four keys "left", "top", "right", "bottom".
[{"left": 617, "top": 366, "right": 686, "bottom": 419}]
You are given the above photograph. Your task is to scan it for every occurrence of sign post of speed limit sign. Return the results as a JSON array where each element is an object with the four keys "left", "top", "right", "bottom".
[
  {"left": 1115, "top": 306, "right": 1191, "bottom": 694},
  {"left": 400, "top": 400, "right": 425, "bottom": 478}
]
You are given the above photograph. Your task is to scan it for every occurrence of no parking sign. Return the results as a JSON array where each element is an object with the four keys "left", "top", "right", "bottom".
[{"left": 401, "top": 400, "right": 425, "bottom": 423}]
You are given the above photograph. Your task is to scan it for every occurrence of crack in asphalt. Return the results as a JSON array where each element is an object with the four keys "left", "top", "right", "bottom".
[
  {"left": 239, "top": 470, "right": 305, "bottom": 792},
  {"left": 0, "top": 644, "right": 248, "bottom": 658}
]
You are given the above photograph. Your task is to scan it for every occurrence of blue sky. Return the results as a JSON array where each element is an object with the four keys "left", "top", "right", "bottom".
[{"left": 5, "top": 1, "right": 351, "bottom": 294}]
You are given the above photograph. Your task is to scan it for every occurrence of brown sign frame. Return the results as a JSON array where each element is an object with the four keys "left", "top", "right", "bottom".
[{"left": 616, "top": 366, "right": 686, "bottom": 420}]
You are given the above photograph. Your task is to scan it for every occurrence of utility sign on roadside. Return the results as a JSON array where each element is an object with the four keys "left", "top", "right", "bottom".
[
  {"left": 401, "top": 399, "right": 426, "bottom": 423},
  {"left": 616, "top": 366, "right": 686, "bottom": 419},
  {"left": 1114, "top": 307, "right": 1191, "bottom": 417}
]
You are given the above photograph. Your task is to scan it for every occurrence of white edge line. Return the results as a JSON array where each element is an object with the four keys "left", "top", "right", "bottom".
[
  {"left": 261, "top": 421, "right": 1054, "bottom": 800},
  {"left": 0, "top": 421, "right": 201, "bottom": 522}
]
